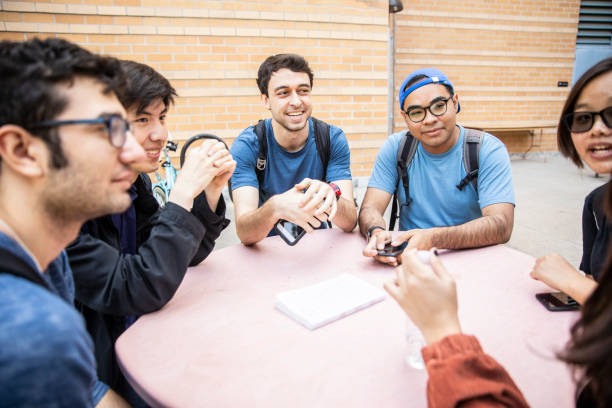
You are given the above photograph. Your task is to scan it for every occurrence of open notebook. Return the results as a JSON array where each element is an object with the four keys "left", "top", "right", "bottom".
[{"left": 275, "top": 273, "right": 386, "bottom": 330}]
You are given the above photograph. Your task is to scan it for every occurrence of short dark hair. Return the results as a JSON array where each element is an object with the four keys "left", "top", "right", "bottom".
[
  {"left": 557, "top": 57, "right": 612, "bottom": 168},
  {"left": 0, "top": 37, "right": 125, "bottom": 169},
  {"left": 403, "top": 74, "right": 454, "bottom": 100},
  {"left": 118, "top": 60, "right": 177, "bottom": 114},
  {"left": 256, "top": 54, "right": 314, "bottom": 96}
]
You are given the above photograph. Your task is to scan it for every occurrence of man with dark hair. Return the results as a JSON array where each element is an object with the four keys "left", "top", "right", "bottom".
[
  {"left": 67, "top": 59, "right": 235, "bottom": 405},
  {"left": 359, "top": 67, "right": 515, "bottom": 266},
  {"left": 0, "top": 37, "right": 145, "bottom": 406},
  {"left": 230, "top": 54, "right": 357, "bottom": 245}
]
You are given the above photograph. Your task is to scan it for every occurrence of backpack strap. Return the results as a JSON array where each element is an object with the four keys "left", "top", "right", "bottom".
[
  {"left": 311, "top": 117, "right": 332, "bottom": 227},
  {"left": 389, "top": 131, "right": 418, "bottom": 231},
  {"left": 252, "top": 119, "right": 269, "bottom": 202},
  {"left": 311, "top": 117, "right": 331, "bottom": 182},
  {"left": 0, "top": 246, "right": 51, "bottom": 292},
  {"left": 456, "top": 128, "right": 484, "bottom": 191},
  {"left": 253, "top": 120, "right": 268, "bottom": 187}
]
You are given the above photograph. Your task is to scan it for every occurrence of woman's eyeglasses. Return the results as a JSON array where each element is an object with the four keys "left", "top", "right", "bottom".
[{"left": 563, "top": 106, "right": 612, "bottom": 133}]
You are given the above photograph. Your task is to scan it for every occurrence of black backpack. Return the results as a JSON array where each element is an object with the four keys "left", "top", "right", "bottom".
[
  {"left": 251, "top": 117, "right": 331, "bottom": 202},
  {"left": 389, "top": 128, "right": 484, "bottom": 230}
]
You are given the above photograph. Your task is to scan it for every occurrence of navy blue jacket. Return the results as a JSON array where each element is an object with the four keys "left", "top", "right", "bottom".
[{"left": 67, "top": 174, "right": 229, "bottom": 403}]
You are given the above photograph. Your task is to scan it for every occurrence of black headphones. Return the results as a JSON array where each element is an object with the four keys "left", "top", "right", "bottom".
[{"left": 179, "top": 133, "right": 228, "bottom": 167}]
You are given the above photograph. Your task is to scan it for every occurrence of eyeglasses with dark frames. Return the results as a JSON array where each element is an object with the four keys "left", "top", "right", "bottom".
[
  {"left": 32, "top": 114, "right": 131, "bottom": 148},
  {"left": 563, "top": 106, "right": 612, "bottom": 133},
  {"left": 404, "top": 97, "right": 452, "bottom": 123}
]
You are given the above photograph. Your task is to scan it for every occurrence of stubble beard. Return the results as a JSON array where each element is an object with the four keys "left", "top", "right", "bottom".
[{"left": 42, "top": 169, "right": 132, "bottom": 224}]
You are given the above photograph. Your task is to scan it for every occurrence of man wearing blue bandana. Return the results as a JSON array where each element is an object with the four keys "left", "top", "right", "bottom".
[{"left": 358, "top": 68, "right": 515, "bottom": 266}]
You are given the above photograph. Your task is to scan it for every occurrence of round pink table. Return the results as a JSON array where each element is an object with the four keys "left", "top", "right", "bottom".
[{"left": 116, "top": 228, "right": 576, "bottom": 407}]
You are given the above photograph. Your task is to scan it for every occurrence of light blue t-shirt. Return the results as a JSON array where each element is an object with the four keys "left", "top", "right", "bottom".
[
  {"left": 230, "top": 117, "right": 352, "bottom": 204},
  {"left": 0, "top": 232, "right": 107, "bottom": 407},
  {"left": 368, "top": 125, "right": 515, "bottom": 231}
]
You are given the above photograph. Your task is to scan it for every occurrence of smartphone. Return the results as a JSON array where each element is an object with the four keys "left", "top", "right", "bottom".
[
  {"left": 274, "top": 220, "right": 306, "bottom": 246},
  {"left": 535, "top": 292, "right": 579, "bottom": 312},
  {"left": 377, "top": 241, "right": 408, "bottom": 257}
]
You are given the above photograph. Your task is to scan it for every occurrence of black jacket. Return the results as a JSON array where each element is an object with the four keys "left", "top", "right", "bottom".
[
  {"left": 67, "top": 174, "right": 229, "bottom": 403},
  {"left": 580, "top": 180, "right": 611, "bottom": 281}
]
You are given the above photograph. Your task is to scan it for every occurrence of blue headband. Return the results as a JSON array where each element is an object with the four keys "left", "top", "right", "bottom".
[{"left": 398, "top": 68, "right": 460, "bottom": 113}]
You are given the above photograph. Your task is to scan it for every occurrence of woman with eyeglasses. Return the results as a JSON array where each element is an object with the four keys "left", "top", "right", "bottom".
[
  {"left": 384, "top": 58, "right": 612, "bottom": 408},
  {"left": 529, "top": 57, "right": 612, "bottom": 305}
]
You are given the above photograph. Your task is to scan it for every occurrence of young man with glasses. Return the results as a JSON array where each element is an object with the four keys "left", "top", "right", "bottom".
[
  {"left": 0, "top": 38, "right": 145, "bottom": 406},
  {"left": 359, "top": 68, "right": 515, "bottom": 266},
  {"left": 66, "top": 59, "right": 235, "bottom": 406}
]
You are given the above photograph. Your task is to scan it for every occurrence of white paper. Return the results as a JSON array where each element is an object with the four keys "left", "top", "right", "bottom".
[{"left": 275, "top": 273, "right": 386, "bottom": 330}]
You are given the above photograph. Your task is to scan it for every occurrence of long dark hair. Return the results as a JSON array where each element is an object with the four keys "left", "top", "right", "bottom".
[
  {"left": 558, "top": 183, "right": 612, "bottom": 406},
  {"left": 557, "top": 57, "right": 612, "bottom": 167}
]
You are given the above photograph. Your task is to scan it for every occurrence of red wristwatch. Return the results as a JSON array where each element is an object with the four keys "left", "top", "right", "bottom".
[{"left": 328, "top": 182, "right": 341, "bottom": 200}]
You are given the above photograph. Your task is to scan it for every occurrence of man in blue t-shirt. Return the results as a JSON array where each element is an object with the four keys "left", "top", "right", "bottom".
[
  {"left": 230, "top": 54, "right": 357, "bottom": 244},
  {"left": 0, "top": 38, "right": 145, "bottom": 406},
  {"left": 359, "top": 68, "right": 515, "bottom": 266}
]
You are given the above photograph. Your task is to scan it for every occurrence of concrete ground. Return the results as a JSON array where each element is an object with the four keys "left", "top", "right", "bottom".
[{"left": 216, "top": 153, "right": 609, "bottom": 268}]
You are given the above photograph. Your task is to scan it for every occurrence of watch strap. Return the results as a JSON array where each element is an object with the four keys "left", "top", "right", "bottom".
[
  {"left": 328, "top": 182, "right": 341, "bottom": 200},
  {"left": 366, "top": 225, "right": 385, "bottom": 241}
]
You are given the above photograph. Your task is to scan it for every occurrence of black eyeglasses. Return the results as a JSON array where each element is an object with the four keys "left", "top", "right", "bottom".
[
  {"left": 33, "top": 115, "right": 131, "bottom": 148},
  {"left": 404, "top": 97, "right": 452, "bottom": 123},
  {"left": 563, "top": 106, "right": 612, "bottom": 133}
]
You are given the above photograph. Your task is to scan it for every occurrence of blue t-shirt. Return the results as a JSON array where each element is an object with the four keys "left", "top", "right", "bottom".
[
  {"left": 230, "top": 118, "right": 352, "bottom": 205},
  {"left": 368, "top": 125, "right": 515, "bottom": 231},
  {"left": 0, "top": 232, "right": 106, "bottom": 407}
]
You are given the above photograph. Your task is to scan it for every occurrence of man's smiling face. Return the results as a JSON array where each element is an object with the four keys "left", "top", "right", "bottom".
[{"left": 262, "top": 68, "right": 313, "bottom": 134}]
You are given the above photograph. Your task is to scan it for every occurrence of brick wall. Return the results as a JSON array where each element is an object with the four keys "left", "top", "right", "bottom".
[
  {"left": 0, "top": 0, "right": 389, "bottom": 177},
  {"left": 0, "top": 0, "right": 582, "bottom": 176},
  {"left": 392, "top": 0, "right": 580, "bottom": 156}
]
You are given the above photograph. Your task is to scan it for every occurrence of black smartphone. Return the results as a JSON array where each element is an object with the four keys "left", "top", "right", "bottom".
[
  {"left": 535, "top": 292, "right": 579, "bottom": 312},
  {"left": 274, "top": 220, "right": 306, "bottom": 246},
  {"left": 377, "top": 241, "right": 408, "bottom": 257}
]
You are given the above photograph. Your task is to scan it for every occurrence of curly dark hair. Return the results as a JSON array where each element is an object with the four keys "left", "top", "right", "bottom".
[
  {"left": 118, "top": 60, "right": 177, "bottom": 114},
  {"left": 557, "top": 57, "right": 612, "bottom": 168},
  {"left": 256, "top": 54, "right": 314, "bottom": 96},
  {"left": 558, "top": 181, "right": 612, "bottom": 406},
  {"left": 0, "top": 37, "right": 125, "bottom": 168}
]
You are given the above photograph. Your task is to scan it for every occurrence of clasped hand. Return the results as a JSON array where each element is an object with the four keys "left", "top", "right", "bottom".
[
  {"left": 274, "top": 178, "right": 336, "bottom": 233},
  {"left": 172, "top": 140, "right": 235, "bottom": 203}
]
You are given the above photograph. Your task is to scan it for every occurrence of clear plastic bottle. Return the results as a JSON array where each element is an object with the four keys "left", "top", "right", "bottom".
[
  {"left": 405, "top": 317, "right": 426, "bottom": 369},
  {"left": 404, "top": 250, "right": 431, "bottom": 369}
]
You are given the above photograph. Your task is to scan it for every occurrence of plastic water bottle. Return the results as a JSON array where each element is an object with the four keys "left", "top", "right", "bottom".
[
  {"left": 405, "top": 318, "right": 426, "bottom": 369},
  {"left": 404, "top": 250, "right": 431, "bottom": 369}
]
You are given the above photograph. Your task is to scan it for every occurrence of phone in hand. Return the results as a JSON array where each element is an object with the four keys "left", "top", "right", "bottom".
[
  {"left": 274, "top": 220, "right": 306, "bottom": 246},
  {"left": 535, "top": 292, "right": 579, "bottom": 312},
  {"left": 377, "top": 241, "right": 408, "bottom": 257}
]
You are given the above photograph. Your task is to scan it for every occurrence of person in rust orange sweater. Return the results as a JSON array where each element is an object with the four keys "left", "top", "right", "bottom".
[{"left": 385, "top": 231, "right": 610, "bottom": 408}]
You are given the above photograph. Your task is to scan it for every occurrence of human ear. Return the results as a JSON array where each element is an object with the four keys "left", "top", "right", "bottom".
[
  {"left": 400, "top": 110, "right": 411, "bottom": 128},
  {"left": 261, "top": 93, "right": 271, "bottom": 110},
  {"left": 452, "top": 93, "right": 459, "bottom": 112},
  {"left": 0, "top": 125, "right": 47, "bottom": 177}
]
